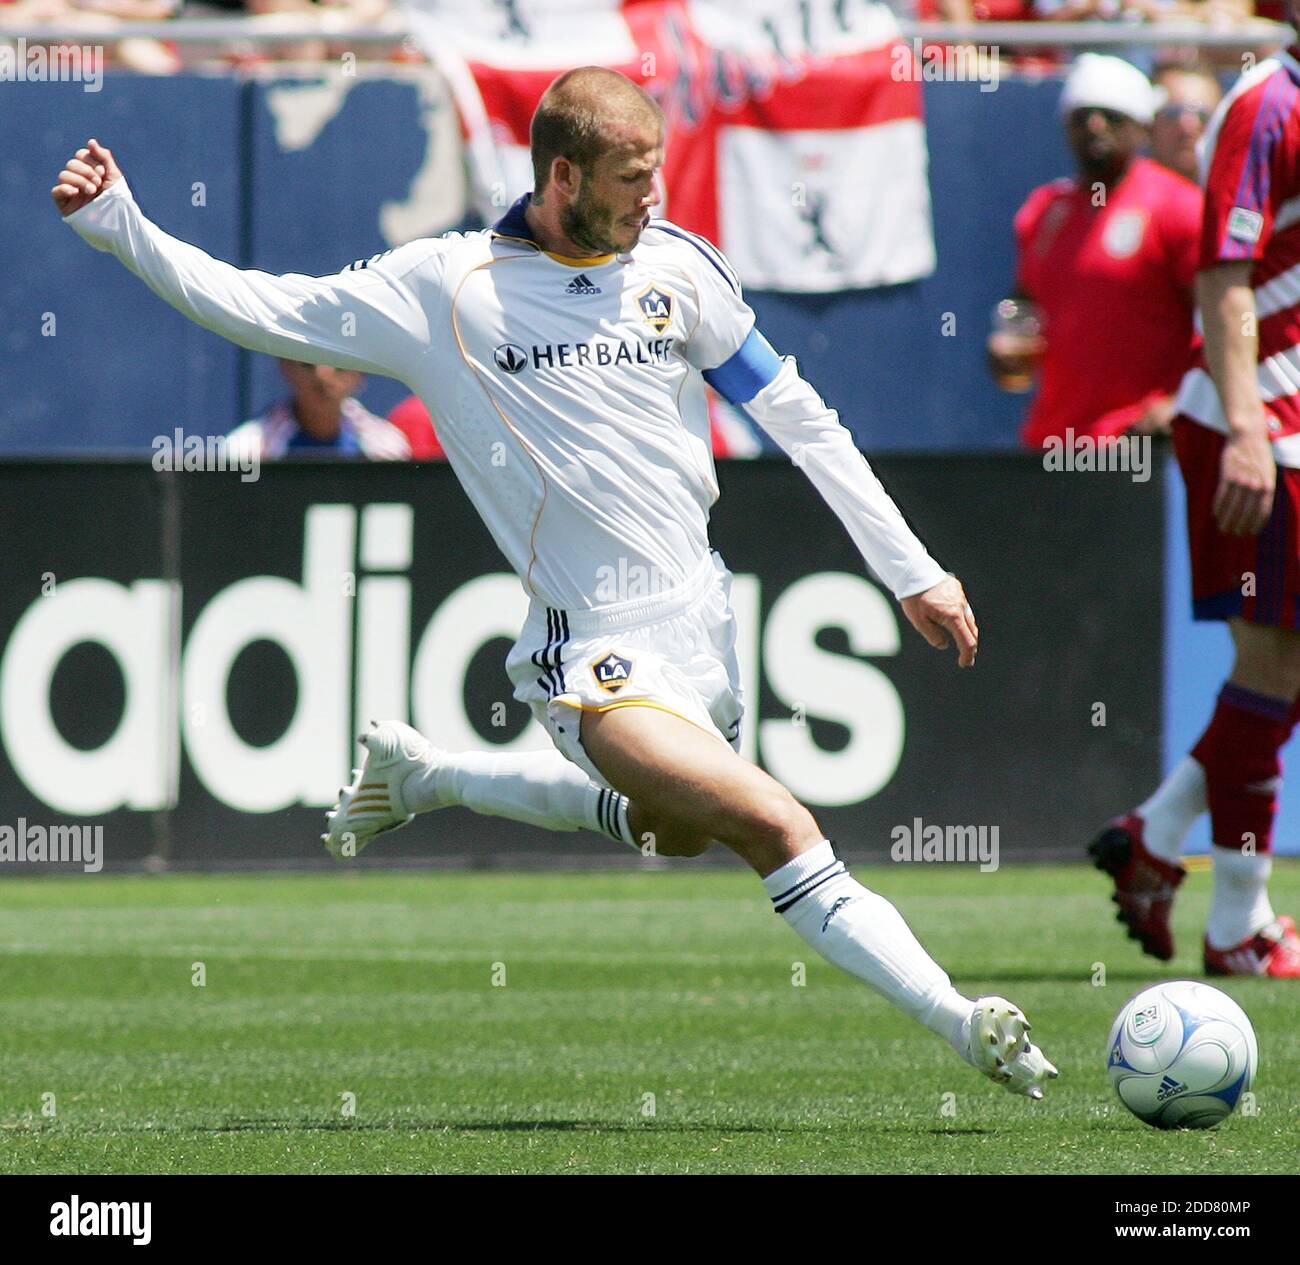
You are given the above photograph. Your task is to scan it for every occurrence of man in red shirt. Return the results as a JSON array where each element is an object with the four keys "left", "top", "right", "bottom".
[
  {"left": 992, "top": 54, "right": 1202, "bottom": 447},
  {"left": 1092, "top": 38, "right": 1300, "bottom": 978},
  {"left": 387, "top": 394, "right": 447, "bottom": 461}
]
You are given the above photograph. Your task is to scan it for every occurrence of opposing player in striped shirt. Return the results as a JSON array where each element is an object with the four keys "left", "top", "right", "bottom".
[{"left": 1092, "top": 39, "right": 1300, "bottom": 977}]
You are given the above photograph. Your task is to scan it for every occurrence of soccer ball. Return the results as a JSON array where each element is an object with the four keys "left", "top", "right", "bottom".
[{"left": 1106, "top": 980, "right": 1258, "bottom": 1129}]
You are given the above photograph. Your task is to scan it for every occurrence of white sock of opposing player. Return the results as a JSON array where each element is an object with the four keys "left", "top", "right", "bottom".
[
  {"left": 401, "top": 749, "right": 636, "bottom": 849},
  {"left": 763, "top": 840, "right": 973, "bottom": 1055},
  {"left": 1206, "top": 848, "right": 1276, "bottom": 949},
  {"left": 1136, "top": 756, "right": 1207, "bottom": 862}
]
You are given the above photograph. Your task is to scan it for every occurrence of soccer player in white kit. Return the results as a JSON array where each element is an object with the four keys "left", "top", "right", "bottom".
[{"left": 55, "top": 67, "right": 1056, "bottom": 1099}]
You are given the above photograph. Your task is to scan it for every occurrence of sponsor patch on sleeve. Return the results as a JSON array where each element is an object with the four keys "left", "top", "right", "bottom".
[{"left": 1226, "top": 207, "right": 1264, "bottom": 244}]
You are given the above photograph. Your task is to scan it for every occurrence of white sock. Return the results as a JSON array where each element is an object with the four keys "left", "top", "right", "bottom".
[
  {"left": 762, "top": 840, "right": 972, "bottom": 1056},
  {"left": 1206, "top": 848, "right": 1276, "bottom": 949},
  {"left": 1136, "top": 756, "right": 1207, "bottom": 862},
  {"left": 401, "top": 749, "right": 636, "bottom": 849}
]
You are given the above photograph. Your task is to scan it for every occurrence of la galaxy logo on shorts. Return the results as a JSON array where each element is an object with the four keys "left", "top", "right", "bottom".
[
  {"left": 592, "top": 651, "right": 633, "bottom": 694},
  {"left": 637, "top": 286, "right": 673, "bottom": 333}
]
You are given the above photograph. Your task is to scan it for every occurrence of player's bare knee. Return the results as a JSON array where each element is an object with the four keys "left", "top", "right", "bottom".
[
  {"left": 746, "top": 787, "right": 818, "bottom": 850},
  {"left": 1231, "top": 622, "right": 1300, "bottom": 698}
]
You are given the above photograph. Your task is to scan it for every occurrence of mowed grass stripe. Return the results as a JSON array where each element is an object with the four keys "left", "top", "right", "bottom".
[{"left": 0, "top": 864, "right": 1294, "bottom": 1173}]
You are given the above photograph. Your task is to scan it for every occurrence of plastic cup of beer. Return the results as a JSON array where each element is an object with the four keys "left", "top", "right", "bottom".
[{"left": 988, "top": 298, "right": 1044, "bottom": 394}]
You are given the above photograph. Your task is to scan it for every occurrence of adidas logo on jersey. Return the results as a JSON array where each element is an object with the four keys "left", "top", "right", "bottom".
[{"left": 564, "top": 273, "right": 602, "bottom": 296}]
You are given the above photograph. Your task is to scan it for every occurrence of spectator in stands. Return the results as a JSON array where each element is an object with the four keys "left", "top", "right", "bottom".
[
  {"left": 1032, "top": 0, "right": 1248, "bottom": 21},
  {"left": 228, "top": 359, "right": 409, "bottom": 459},
  {"left": 1030, "top": 0, "right": 1254, "bottom": 74},
  {"left": 882, "top": 0, "right": 974, "bottom": 19},
  {"left": 990, "top": 54, "right": 1202, "bottom": 447},
  {"left": 179, "top": 0, "right": 394, "bottom": 65},
  {"left": 73, "top": 0, "right": 179, "bottom": 16},
  {"left": 387, "top": 394, "right": 446, "bottom": 461},
  {"left": 1122, "top": 0, "right": 1251, "bottom": 23},
  {"left": 1, "top": 0, "right": 185, "bottom": 74},
  {"left": 1, "top": 0, "right": 175, "bottom": 14},
  {"left": 1150, "top": 59, "right": 1222, "bottom": 183}
]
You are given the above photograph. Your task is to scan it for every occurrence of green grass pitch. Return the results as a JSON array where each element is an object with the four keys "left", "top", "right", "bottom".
[{"left": 1, "top": 860, "right": 1295, "bottom": 1174}]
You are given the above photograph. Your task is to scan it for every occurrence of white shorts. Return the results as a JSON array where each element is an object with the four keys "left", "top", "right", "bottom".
[{"left": 505, "top": 550, "right": 745, "bottom": 789}]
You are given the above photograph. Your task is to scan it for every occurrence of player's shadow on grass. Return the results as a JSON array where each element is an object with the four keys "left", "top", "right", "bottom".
[
  {"left": 964, "top": 967, "right": 1185, "bottom": 983},
  {"left": 125, "top": 1119, "right": 802, "bottom": 1135}
]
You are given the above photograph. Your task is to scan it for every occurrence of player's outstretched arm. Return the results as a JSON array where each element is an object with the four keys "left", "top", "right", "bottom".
[
  {"left": 53, "top": 139, "right": 433, "bottom": 381},
  {"left": 678, "top": 232, "right": 975, "bottom": 665},
  {"left": 737, "top": 349, "right": 977, "bottom": 667}
]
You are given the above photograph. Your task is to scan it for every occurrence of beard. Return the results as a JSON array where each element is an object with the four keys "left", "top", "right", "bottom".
[
  {"left": 560, "top": 184, "right": 624, "bottom": 256},
  {"left": 1074, "top": 141, "right": 1124, "bottom": 184}
]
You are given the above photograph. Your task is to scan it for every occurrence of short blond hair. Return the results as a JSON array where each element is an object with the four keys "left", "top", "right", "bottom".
[{"left": 530, "top": 66, "right": 663, "bottom": 193}]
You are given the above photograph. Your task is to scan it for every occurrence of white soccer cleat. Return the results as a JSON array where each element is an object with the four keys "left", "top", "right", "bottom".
[
  {"left": 964, "top": 996, "right": 1059, "bottom": 1100},
  {"left": 322, "top": 720, "right": 435, "bottom": 860}
]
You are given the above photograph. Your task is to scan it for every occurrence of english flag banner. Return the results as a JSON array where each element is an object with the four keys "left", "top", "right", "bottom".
[{"left": 401, "top": 0, "right": 936, "bottom": 294}]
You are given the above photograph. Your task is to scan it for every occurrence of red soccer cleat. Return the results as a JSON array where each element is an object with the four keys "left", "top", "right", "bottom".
[
  {"left": 1204, "top": 915, "right": 1300, "bottom": 977},
  {"left": 1088, "top": 814, "right": 1186, "bottom": 961}
]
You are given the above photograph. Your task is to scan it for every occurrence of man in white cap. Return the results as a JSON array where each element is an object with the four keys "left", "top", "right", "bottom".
[{"left": 989, "top": 53, "right": 1202, "bottom": 448}]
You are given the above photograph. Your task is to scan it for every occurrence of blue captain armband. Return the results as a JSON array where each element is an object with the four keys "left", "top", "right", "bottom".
[{"left": 702, "top": 329, "right": 783, "bottom": 405}]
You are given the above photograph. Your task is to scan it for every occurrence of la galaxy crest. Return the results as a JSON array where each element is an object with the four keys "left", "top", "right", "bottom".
[
  {"left": 592, "top": 651, "right": 634, "bottom": 695},
  {"left": 637, "top": 285, "right": 673, "bottom": 334}
]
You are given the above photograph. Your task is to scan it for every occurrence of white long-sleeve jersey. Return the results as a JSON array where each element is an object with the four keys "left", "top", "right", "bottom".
[{"left": 65, "top": 180, "right": 947, "bottom": 609}]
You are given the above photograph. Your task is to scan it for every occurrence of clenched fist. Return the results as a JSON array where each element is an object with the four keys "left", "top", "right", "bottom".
[{"left": 52, "top": 139, "right": 123, "bottom": 217}]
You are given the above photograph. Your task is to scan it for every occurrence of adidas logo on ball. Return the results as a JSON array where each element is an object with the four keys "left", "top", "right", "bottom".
[{"left": 1155, "top": 1074, "right": 1187, "bottom": 1102}]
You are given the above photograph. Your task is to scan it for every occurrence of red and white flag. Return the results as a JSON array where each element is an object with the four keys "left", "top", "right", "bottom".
[{"left": 402, "top": 0, "right": 936, "bottom": 295}]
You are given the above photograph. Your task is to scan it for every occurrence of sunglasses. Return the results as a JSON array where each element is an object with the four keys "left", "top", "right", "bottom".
[
  {"left": 1068, "top": 107, "right": 1131, "bottom": 127},
  {"left": 1156, "top": 104, "right": 1212, "bottom": 124}
]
